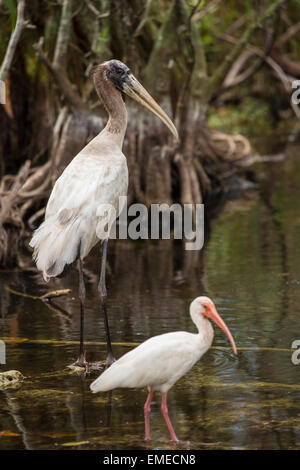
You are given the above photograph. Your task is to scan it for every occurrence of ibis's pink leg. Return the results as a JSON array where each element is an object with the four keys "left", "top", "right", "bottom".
[
  {"left": 161, "top": 393, "right": 179, "bottom": 443},
  {"left": 144, "top": 390, "right": 154, "bottom": 441}
]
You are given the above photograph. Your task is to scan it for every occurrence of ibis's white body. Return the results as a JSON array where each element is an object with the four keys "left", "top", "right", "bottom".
[
  {"left": 90, "top": 306, "right": 214, "bottom": 394},
  {"left": 90, "top": 296, "right": 237, "bottom": 443},
  {"left": 29, "top": 128, "right": 128, "bottom": 281}
]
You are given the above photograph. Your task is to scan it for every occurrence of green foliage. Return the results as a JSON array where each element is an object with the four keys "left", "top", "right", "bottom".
[
  {"left": 24, "top": 53, "right": 39, "bottom": 80},
  {"left": 3, "top": 0, "right": 17, "bottom": 27},
  {"left": 208, "top": 97, "right": 272, "bottom": 134},
  {"left": 0, "top": 0, "right": 297, "bottom": 142}
]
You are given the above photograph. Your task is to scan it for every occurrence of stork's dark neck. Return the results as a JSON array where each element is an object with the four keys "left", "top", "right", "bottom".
[{"left": 93, "top": 66, "right": 127, "bottom": 147}]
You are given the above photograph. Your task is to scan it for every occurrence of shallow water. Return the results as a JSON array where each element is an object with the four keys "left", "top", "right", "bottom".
[{"left": 1, "top": 137, "right": 300, "bottom": 450}]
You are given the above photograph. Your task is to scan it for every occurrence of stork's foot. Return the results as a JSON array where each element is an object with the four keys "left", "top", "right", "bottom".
[
  {"left": 68, "top": 353, "right": 107, "bottom": 373},
  {"left": 88, "top": 362, "right": 104, "bottom": 371},
  {"left": 68, "top": 353, "right": 90, "bottom": 372}
]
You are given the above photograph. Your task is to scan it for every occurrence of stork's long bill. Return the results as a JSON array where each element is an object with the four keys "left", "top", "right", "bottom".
[
  {"left": 205, "top": 304, "right": 238, "bottom": 355},
  {"left": 122, "top": 74, "right": 179, "bottom": 141}
]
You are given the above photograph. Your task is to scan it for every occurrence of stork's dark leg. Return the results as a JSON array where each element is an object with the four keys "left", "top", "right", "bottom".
[
  {"left": 98, "top": 239, "right": 115, "bottom": 368},
  {"left": 72, "top": 258, "right": 89, "bottom": 370}
]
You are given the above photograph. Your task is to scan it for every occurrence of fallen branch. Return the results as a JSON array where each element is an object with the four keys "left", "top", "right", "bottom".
[
  {"left": 212, "top": 131, "right": 252, "bottom": 161},
  {"left": 4, "top": 284, "right": 71, "bottom": 301},
  {"left": 4, "top": 285, "right": 73, "bottom": 321},
  {"left": 0, "top": 161, "right": 31, "bottom": 266},
  {"left": 27, "top": 207, "right": 46, "bottom": 229},
  {"left": 243, "top": 153, "right": 285, "bottom": 165},
  {"left": 40, "top": 289, "right": 72, "bottom": 301}
]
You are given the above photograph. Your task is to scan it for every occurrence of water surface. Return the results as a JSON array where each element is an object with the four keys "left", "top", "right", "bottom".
[{"left": 1, "top": 137, "right": 300, "bottom": 450}]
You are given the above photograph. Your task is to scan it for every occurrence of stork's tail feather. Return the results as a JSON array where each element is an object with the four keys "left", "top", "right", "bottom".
[
  {"left": 29, "top": 216, "right": 82, "bottom": 281},
  {"left": 45, "top": 256, "right": 78, "bottom": 281}
]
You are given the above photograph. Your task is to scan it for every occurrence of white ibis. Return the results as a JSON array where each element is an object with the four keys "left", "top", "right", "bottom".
[
  {"left": 29, "top": 60, "right": 178, "bottom": 370},
  {"left": 90, "top": 296, "right": 237, "bottom": 443}
]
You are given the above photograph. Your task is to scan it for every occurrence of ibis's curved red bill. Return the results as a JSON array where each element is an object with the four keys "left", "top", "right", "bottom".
[{"left": 206, "top": 304, "right": 238, "bottom": 355}]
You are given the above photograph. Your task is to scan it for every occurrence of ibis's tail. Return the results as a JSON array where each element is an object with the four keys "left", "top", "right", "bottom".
[
  {"left": 90, "top": 363, "right": 131, "bottom": 393},
  {"left": 29, "top": 216, "right": 84, "bottom": 282}
]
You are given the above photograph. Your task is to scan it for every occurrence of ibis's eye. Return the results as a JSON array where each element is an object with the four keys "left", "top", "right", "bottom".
[{"left": 203, "top": 304, "right": 207, "bottom": 309}]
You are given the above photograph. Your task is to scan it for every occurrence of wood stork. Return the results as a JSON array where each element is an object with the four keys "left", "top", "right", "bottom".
[
  {"left": 90, "top": 296, "right": 237, "bottom": 443},
  {"left": 29, "top": 59, "right": 178, "bottom": 370}
]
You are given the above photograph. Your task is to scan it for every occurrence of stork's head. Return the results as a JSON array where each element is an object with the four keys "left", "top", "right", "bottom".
[
  {"left": 92, "top": 59, "right": 178, "bottom": 141},
  {"left": 190, "top": 296, "right": 238, "bottom": 355}
]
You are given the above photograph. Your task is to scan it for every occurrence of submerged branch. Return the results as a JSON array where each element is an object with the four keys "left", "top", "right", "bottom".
[
  {"left": 1, "top": 337, "right": 295, "bottom": 353},
  {"left": 40, "top": 289, "right": 72, "bottom": 301},
  {"left": 4, "top": 285, "right": 71, "bottom": 301}
]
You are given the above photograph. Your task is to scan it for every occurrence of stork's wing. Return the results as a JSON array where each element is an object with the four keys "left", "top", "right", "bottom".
[
  {"left": 30, "top": 146, "right": 128, "bottom": 279},
  {"left": 46, "top": 151, "right": 128, "bottom": 221}
]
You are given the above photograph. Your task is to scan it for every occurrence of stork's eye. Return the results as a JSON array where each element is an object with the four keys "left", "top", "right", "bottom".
[{"left": 115, "top": 67, "right": 124, "bottom": 75}]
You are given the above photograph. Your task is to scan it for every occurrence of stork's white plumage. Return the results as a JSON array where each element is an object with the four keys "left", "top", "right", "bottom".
[
  {"left": 90, "top": 296, "right": 237, "bottom": 443},
  {"left": 30, "top": 138, "right": 128, "bottom": 281},
  {"left": 29, "top": 59, "right": 178, "bottom": 369}
]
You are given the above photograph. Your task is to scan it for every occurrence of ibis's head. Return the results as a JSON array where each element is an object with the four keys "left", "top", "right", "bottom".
[
  {"left": 190, "top": 296, "right": 237, "bottom": 355},
  {"left": 94, "top": 59, "right": 178, "bottom": 141}
]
